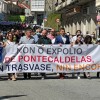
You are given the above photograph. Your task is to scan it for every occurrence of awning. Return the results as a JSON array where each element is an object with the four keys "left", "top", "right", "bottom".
[{"left": 0, "top": 21, "right": 16, "bottom": 25}]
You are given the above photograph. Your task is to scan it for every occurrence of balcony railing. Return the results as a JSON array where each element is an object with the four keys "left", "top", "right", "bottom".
[
  {"left": 55, "top": 0, "right": 92, "bottom": 12},
  {"left": 55, "top": 0, "right": 79, "bottom": 11}
]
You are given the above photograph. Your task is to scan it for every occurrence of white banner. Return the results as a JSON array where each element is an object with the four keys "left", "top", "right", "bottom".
[{"left": 1, "top": 44, "right": 100, "bottom": 74}]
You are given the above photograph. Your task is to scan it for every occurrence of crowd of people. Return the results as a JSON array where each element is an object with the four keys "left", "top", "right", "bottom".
[{"left": 0, "top": 26, "right": 100, "bottom": 81}]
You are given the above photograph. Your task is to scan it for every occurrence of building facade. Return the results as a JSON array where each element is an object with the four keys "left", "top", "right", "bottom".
[
  {"left": 30, "top": 0, "right": 45, "bottom": 26},
  {"left": 55, "top": 0, "right": 98, "bottom": 36},
  {"left": 20, "top": 0, "right": 32, "bottom": 23},
  {"left": 45, "top": 0, "right": 57, "bottom": 15},
  {"left": 3, "top": 0, "right": 25, "bottom": 22},
  {"left": 0, "top": 0, "right": 7, "bottom": 21}
]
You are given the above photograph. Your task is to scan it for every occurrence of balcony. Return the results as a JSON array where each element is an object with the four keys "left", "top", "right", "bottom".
[{"left": 55, "top": 0, "right": 92, "bottom": 13}]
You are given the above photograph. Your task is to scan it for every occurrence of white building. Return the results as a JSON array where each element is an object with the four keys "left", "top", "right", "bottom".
[{"left": 30, "top": 0, "right": 45, "bottom": 26}]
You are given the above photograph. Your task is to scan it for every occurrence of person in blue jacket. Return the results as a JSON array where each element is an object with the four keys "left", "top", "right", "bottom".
[
  {"left": 54, "top": 28, "right": 70, "bottom": 44},
  {"left": 54, "top": 28, "right": 70, "bottom": 79}
]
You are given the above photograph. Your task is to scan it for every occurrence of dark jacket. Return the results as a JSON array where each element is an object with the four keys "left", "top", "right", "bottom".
[
  {"left": 38, "top": 36, "right": 52, "bottom": 44},
  {"left": 54, "top": 35, "right": 70, "bottom": 44}
]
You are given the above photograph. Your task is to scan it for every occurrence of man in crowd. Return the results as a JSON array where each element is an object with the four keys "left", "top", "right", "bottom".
[
  {"left": 32, "top": 28, "right": 42, "bottom": 43},
  {"left": 19, "top": 29, "right": 35, "bottom": 79},
  {"left": 47, "top": 29, "right": 55, "bottom": 40},
  {"left": 54, "top": 28, "right": 70, "bottom": 79},
  {"left": 55, "top": 28, "right": 70, "bottom": 44},
  {"left": 38, "top": 29, "right": 52, "bottom": 79}
]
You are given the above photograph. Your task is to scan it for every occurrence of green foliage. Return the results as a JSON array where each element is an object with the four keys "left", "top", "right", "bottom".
[
  {"left": 8, "top": 15, "right": 26, "bottom": 22},
  {"left": 45, "top": 13, "right": 61, "bottom": 30}
]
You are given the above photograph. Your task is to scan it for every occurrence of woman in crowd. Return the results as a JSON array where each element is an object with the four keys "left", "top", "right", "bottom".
[
  {"left": 84, "top": 35, "right": 92, "bottom": 79},
  {"left": 4, "top": 32, "right": 18, "bottom": 81},
  {"left": 75, "top": 34, "right": 83, "bottom": 44},
  {"left": 74, "top": 34, "right": 83, "bottom": 79}
]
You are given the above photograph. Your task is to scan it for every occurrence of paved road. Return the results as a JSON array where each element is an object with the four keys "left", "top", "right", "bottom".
[{"left": 0, "top": 73, "right": 100, "bottom": 100}]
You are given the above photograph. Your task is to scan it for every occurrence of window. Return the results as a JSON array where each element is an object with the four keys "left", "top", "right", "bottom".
[{"left": 31, "top": 0, "right": 44, "bottom": 9}]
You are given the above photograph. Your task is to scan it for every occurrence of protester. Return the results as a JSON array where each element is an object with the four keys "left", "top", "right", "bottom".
[
  {"left": 51, "top": 32, "right": 56, "bottom": 44},
  {"left": 56, "top": 31, "right": 60, "bottom": 35},
  {"left": 55, "top": 28, "right": 70, "bottom": 79},
  {"left": 84, "top": 35, "right": 92, "bottom": 79},
  {"left": 91, "top": 32, "right": 96, "bottom": 44},
  {"left": 38, "top": 29, "right": 52, "bottom": 80},
  {"left": 19, "top": 29, "right": 35, "bottom": 79},
  {"left": 4, "top": 32, "right": 17, "bottom": 81},
  {"left": 75, "top": 34, "right": 83, "bottom": 45},
  {"left": 15, "top": 30, "right": 21, "bottom": 43},
  {"left": 3, "top": 34, "right": 7, "bottom": 42},
  {"left": 66, "top": 32, "right": 73, "bottom": 43},
  {"left": 72, "top": 30, "right": 82, "bottom": 43},
  {"left": 96, "top": 39, "right": 100, "bottom": 78},
  {"left": 32, "top": 29, "right": 41, "bottom": 43},
  {"left": 47, "top": 29, "right": 55, "bottom": 40},
  {"left": 0, "top": 24, "right": 99, "bottom": 81},
  {"left": 74, "top": 34, "right": 83, "bottom": 79},
  {"left": 35, "top": 28, "right": 42, "bottom": 38},
  {"left": 55, "top": 28, "right": 70, "bottom": 44},
  {"left": 0, "top": 34, "right": 3, "bottom": 45},
  {"left": 0, "top": 33, "right": 3, "bottom": 63},
  {"left": 0, "top": 34, "right": 3, "bottom": 43}
]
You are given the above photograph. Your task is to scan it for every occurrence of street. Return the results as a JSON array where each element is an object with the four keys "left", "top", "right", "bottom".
[
  {"left": 0, "top": 0, "right": 100, "bottom": 100},
  {"left": 0, "top": 73, "right": 100, "bottom": 100}
]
